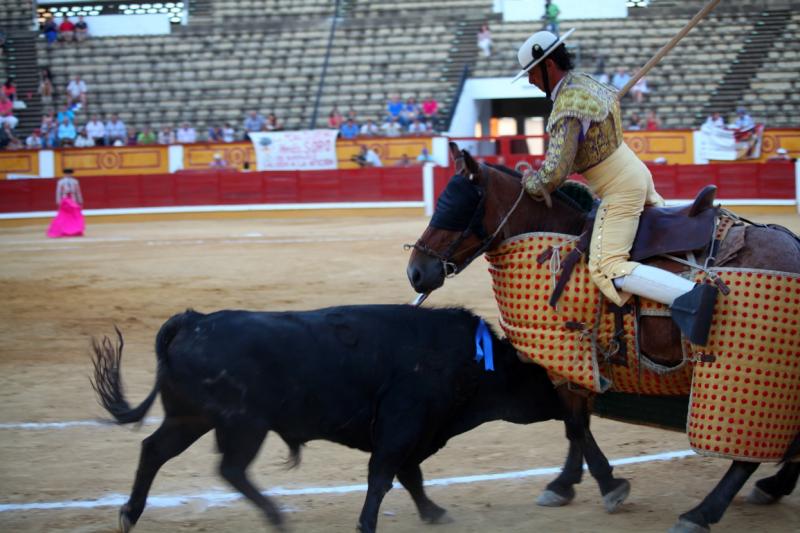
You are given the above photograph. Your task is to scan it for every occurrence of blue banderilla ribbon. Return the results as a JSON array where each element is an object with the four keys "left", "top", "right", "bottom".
[{"left": 474, "top": 319, "right": 495, "bottom": 371}]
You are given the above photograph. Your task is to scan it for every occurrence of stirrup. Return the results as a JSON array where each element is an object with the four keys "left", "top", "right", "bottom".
[{"left": 670, "top": 284, "right": 718, "bottom": 346}]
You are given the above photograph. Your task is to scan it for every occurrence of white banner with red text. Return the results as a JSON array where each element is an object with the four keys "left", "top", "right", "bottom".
[{"left": 248, "top": 129, "right": 339, "bottom": 171}]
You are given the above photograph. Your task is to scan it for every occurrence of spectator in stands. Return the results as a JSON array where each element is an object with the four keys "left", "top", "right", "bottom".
[
  {"left": 346, "top": 106, "right": 358, "bottom": 123},
  {"left": 328, "top": 106, "right": 343, "bottom": 129},
  {"left": 85, "top": 115, "right": 105, "bottom": 146},
  {"left": 40, "top": 113, "right": 57, "bottom": 148},
  {"left": 243, "top": 110, "right": 265, "bottom": 136},
  {"left": 207, "top": 125, "right": 223, "bottom": 142},
  {"left": 381, "top": 116, "right": 402, "bottom": 137},
  {"left": 631, "top": 76, "right": 649, "bottom": 103},
  {"left": 57, "top": 103, "right": 75, "bottom": 125},
  {"left": 767, "top": 147, "right": 792, "bottom": 161},
  {"left": 733, "top": 106, "right": 754, "bottom": 130},
  {"left": 627, "top": 112, "right": 642, "bottom": 130},
  {"left": 137, "top": 126, "right": 157, "bottom": 145},
  {"left": 386, "top": 95, "right": 403, "bottom": 123},
  {"left": 477, "top": 24, "right": 492, "bottom": 57},
  {"left": 57, "top": 116, "right": 77, "bottom": 146},
  {"left": 74, "top": 127, "right": 95, "bottom": 147},
  {"left": 176, "top": 122, "right": 197, "bottom": 143},
  {"left": 0, "top": 93, "right": 18, "bottom": 129},
  {"left": 105, "top": 114, "right": 126, "bottom": 145},
  {"left": 352, "top": 145, "right": 382, "bottom": 167},
  {"left": 209, "top": 153, "right": 228, "bottom": 168},
  {"left": 400, "top": 97, "right": 421, "bottom": 127},
  {"left": 543, "top": 0, "right": 560, "bottom": 35},
  {"left": 422, "top": 96, "right": 438, "bottom": 120},
  {"left": 125, "top": 127, "right": 138, "bottom": 146},
  {"left": 222, "top": 123, "right": 235, "bottom": 142},
  {"left": 645, "top": 110, "right": 660, "bottom": 130},
  {"left": 339, "top": 118, "right": 360, "bottom": 140},
  {"left": 0, "top": 29, "right": 5, "bottom": 57},
  {"left": 264, "top": 113, "right": 282, "bottom": 131},
  {"left": 58, "top": 17, "right": 76, "bottom": 43},
  {"left": 39, "top": 68, "right": 54, "bottom": 105},
  {"left": 3, "top": 79, "right": 17, "bottom": 102},
  {"left": 25, "top": 129, "right": 43, "bottom": 149},
  {"left": 408, "top": 118, "right": 428, "bottom": 135},
  {"left": 703, "top": 111, "right": 724, "bottom": 129},
  {"left": 417, "top": 147, "right": 434, "bottom": 164},
  {"left": 66, "top": 75, "right": 87, "bottom": 109},
  {"left": 593, "top": 56, "right": 607, "bottom": 83},
  {"left": 611, "top": 67, "right": 631, "bottom": 92},
  {"left": 42, "top": 17, "right": 58, "bottom": 49},
  {"left": 75, "top": 16, "right": 89, "bottom": 43},
  {"left": 395, "top": 154, "right": 412, "bottom": 167},
  {"left": 158, "top": 125, "right": 176, "bottom": 145},
  {"left": 360, "top": 119, "right": 380, "bottom": 137},
  {"left": 3, "top": 123, "right": 22, "bottom": 150}
]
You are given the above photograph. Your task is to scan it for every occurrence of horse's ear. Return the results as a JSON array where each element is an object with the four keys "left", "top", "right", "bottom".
[
  {"left": 448, "top": 141, "right": 460, "bottom": 159},
  {"left": 461, "top": 149, "right": 480, "bottom": 179}
]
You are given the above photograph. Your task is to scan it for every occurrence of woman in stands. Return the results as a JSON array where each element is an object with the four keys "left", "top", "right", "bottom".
[
  {"left": 512, "top": 29, "right": 716, "bottom": 344},
  {"left": 47, "top": 169, "right": 84, "bottom": 238}
]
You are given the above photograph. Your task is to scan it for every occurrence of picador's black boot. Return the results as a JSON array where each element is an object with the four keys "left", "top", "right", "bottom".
[{"left": 670, "top": 284, "right": 718, "bottom": 345}]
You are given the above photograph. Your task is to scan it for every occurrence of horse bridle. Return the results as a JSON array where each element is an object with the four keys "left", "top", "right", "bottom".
[{"left": 405, "top": 159, "right": 526, "bottom": 279}]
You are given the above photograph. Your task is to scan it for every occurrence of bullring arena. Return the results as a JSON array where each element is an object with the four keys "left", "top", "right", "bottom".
[{"left": 2, "top": 0, "right": 800, "bottom": 532}]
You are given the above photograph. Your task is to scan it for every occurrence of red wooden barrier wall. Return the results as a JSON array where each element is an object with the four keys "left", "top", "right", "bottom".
[{"left": 0, "top": 163, "right": 794, "bottom": 214}]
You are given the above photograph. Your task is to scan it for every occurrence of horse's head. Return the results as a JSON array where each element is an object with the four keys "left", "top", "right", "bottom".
[{"left": 406, "top": 142, "right": 527, "bottom": 294}]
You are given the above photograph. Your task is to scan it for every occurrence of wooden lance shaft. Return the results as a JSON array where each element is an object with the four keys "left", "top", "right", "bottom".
[{"left": 617, "top": 0, "right": 721, "bottom": 100}]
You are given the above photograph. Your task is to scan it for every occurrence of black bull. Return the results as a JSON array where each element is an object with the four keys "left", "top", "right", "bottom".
[{"left": 91, "top": 305, "right": 563, "bottom": 532}]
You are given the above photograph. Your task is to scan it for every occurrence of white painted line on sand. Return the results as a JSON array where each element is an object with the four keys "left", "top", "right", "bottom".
[
  {"left": 0, "top": 417, "right": 162, "bottom": 430},
  {"left": 0, "top": 449, "right": 696, "bottom": 513}
]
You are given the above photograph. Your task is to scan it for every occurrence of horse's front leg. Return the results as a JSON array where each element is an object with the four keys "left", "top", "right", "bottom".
[
  {"left": 669, "top": 460, "right": 759, "bottom": 533},
  {"left": 539, "top": 388, "right": 630, "bottom": 512}
]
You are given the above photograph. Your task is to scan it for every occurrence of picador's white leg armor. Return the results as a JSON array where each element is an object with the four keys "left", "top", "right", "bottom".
[
  {"left": 613, "top": 264, "right": 694, "bottom": 305},
  {"left": 614, "top": 265, "right": 718, "bottom": 345}
]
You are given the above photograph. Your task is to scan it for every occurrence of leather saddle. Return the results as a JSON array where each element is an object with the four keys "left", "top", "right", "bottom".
[{"left": 630, "top": 185, "right": 719, "bottom": 262}]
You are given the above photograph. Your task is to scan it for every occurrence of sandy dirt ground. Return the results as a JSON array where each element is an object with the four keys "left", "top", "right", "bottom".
[{"left": 0, "top": 212, "right": 798, "bottom": 533}]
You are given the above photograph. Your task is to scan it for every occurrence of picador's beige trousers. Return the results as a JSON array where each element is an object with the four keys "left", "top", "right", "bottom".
[{"left": 582, "top": 143, "right": 664, "bottom": 306}]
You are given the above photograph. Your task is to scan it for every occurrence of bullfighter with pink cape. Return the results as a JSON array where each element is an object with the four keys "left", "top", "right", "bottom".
[{"left": 47, "top": 169, "right": 85, "bottom": 238}]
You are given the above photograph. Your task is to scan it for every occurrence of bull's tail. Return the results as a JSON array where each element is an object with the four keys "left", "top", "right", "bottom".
[{"left": 90, "top": 311, "right": 196, "bottom": 424}]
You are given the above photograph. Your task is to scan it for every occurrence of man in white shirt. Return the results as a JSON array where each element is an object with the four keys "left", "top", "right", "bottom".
[
  {"left": 407, "top": 118, "right": 428, "bottom": 135},
  {"left": 85, "top": 114, "right": 106, "bottom": 146},
  {"left": 381, "top": 117, "right": 402, "bottom": 137},
  {"left": 359, "top": 119, "right": 379, "bottom": 136},
  {"left": 611, "top": 67, "right": 631, "bottom": 92},
  {"left": 353, "top": 145, "right": 382, "bottom": 167},
  {"left": 105, "top": 114, "right": 126, "bottom": 145},
  {"left": 733, "top": 107, "right": 755, "bottom": 130},
  {"left": 66, "top": 75, "right": 87, "bottom": 108},
  {"left": 176, "top": 122, "right": 197, "bottom": 144}
]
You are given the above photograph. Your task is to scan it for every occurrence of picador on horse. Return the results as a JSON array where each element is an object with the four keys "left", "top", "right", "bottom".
[{"left": 513, "top": 28, "right": 716, "bottom": 346}]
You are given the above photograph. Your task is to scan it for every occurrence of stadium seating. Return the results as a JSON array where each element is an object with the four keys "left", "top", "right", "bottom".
[{"left": 6, "top": 1, "right": 797, "bottom": 138}]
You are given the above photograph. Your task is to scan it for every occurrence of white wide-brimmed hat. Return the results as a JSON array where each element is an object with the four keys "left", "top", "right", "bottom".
[{"left": 512, "top": 28, "right": 575, "bottom": 83}]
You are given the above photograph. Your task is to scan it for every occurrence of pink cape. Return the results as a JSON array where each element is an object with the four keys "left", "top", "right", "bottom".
[{"left": 47, "top": 196, "right": 85, "bottom": 238}]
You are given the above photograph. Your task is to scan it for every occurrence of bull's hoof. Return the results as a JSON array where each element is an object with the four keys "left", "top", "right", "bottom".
[
  {"left": 668, "top": 518, "right": 710, "bottom": 533},
  {"left": 118, "top": 506, "right": 133, "bottom": 533},
  {"left": 746, "top": 485, "right": 780, "bottom": 505},
  {"left": 536, "top": 488, "right": 574, "bottom": 507},
  {"left": 602, "top": 479, "right": 630, "bottom": 513},
  {"left": 424, "top": 511, "right": 453, "bottom": 525}
]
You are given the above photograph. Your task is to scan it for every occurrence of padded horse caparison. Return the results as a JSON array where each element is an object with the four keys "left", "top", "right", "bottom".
[{"left": 547, "top": 185, "right": 719, "bottom": 309}]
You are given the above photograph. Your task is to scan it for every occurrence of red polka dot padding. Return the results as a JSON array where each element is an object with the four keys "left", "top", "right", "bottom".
[
  {"left": 686, "top": 269, "right": 800, "bottom": 463},
  {"left": 487, "top": 233, "right": 604, "bottom": 392}
]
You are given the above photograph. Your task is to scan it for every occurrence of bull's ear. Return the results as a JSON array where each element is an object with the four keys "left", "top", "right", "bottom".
[{"left": 462, "top": 149, "right": 480, "bottom": 180}]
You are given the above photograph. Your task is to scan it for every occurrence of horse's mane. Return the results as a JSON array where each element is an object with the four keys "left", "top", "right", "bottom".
[{"left": 485, "top": 163, "right": 594, "bottom": 214}]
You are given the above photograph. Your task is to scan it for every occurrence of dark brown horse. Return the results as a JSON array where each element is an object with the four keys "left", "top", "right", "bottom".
[{"left": 406, "top": 142, "right": 800, "bottom": 533}]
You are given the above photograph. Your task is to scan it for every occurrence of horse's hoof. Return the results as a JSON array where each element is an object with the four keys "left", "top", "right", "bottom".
[
  {"left": 668, "top": 518, "right": 710, "bottom": 533},
  {"left": 536, "top": 488, "right": 574, "bottom": 507},
  {"left": 118, "top": 508, "right": 133, "bottom": 533},
  {"left": 602, "top": 479, "right": 630, "bottom": 513},
  {"left": 746, "top": 485, "right": 780, "bottom": 505},
  {"left": 425, "top": 511, "right": 454, "bottom": 525}
]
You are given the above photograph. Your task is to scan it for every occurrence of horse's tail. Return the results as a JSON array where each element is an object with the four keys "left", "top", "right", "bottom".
[
  {"left": 782, "top": 430, "right": 800, "bottom": 464},
  {"left": 90, "top": 310, "right": 197, "bottom": 424}
]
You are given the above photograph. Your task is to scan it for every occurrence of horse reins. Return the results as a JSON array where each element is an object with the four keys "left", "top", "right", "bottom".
[{"left": 405, "top": 162, "right": 526, "bottom": 278}]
